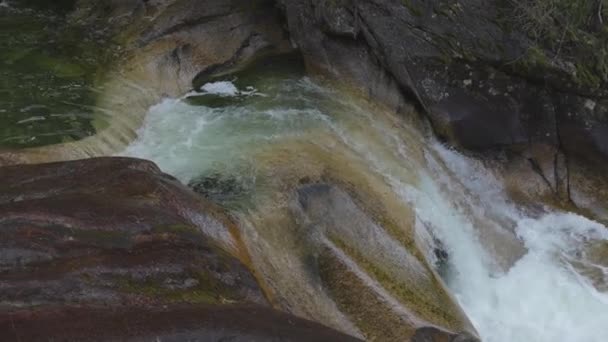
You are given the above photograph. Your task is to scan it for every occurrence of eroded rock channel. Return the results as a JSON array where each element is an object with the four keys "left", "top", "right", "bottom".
[{"left": 1, "top": 1, "right": 608, "bottom": 341}]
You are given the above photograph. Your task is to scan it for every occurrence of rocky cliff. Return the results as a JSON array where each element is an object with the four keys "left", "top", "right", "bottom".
[{"left": 278, "top": 0, "right": 608, "bottom": 208}]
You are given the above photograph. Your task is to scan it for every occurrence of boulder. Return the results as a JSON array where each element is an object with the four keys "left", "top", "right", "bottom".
[
  {"left": 0, "top": 157, "right": 362, "bottom": 341},
  {"left": 0, "top": 157, "right": 264, "bottom": 308},
  {"left": 74, "top": 0, "right": 293, "bottom": 97},
  {"left": 277, "top": 0, "right": 608, "bottom": 170}
]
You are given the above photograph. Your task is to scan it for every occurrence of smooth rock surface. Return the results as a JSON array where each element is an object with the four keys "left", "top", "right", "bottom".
[
  {"left": 0, "top": 305, "right": 363, "bottom": 342},
  {"left": 0, "top": 157, "right": 264, "bottom": 308},
  {"left": 0, "top": 157, "right": 364, "bottom": 341}
]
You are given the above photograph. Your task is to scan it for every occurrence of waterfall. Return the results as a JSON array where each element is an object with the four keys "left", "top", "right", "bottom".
[{"left": 120, "top": 67, "right": 608, "bottom": 341}]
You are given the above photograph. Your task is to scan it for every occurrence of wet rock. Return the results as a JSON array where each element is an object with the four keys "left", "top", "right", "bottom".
[
  {"left": 75, "top": 0, "right": 293, "bottom": 97},
  {"left": 189, "top": 172, "right": 251, "bottom": 205},
  {"left": 0, "top": 157, "right": 264, "bottom": 309},
  {"left": 0, "top": 157, "right": 363, "bottom": 341},
  {"left": 278, "top": 0, "right": 608, "bottom": 166},
  {"left": 295, "top": 183, "right": 478, "bottom": 340},
  {"left": 0, "top": 305, "right": 363, "bottom": 342}
]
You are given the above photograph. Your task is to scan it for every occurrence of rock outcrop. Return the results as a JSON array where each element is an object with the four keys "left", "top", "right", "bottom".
[
  {"left": 0, "top": 0, "right": 292, "bottom": 165},
  {"left": 278, "top": 0, "right": 607, "bottom": 153},
  {"left": 294, "top": 183, "right": 477, "bottom": 341},
  {"left": 278, "top": 0, "right": 608, "bottom": 206},
  {"left": 0, "top": 157, "right": 262, "bottom": 307},
  {"left": 0, "top": 306, "right": 362, "bottom": 341},
  {"left": 0, "top": 157, "right": 361, "bottom": 341},
  {"left": 73, "top": 0, "right": 292, "bottom": 97}
]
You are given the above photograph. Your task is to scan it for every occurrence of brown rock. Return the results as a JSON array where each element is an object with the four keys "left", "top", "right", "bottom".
[
  {"left": 0, "top": 157, "right": 263, "bottom": 309},
  {"left": 0, "top": 305, "right": 363, "bottom": 342}
]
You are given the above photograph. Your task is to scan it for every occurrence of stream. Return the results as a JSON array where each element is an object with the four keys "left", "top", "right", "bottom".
[
  {"left": 119, "top": 57, "right": 608, "bottom": 341},
  {"left": 2, "top": 2, "right": 608, "bottom": 340}
]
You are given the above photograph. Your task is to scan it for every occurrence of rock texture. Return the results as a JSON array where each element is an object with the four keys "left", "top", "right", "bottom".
[
  {"left": 0, "top": 157, "right": 261, "bottom": 307},
  {"left": 0, "top": 0, "right": 293, "bottom": 165},
  {"left": 75, "top": 0, "right": 293, "bottom": 96},
  {"left": 278, "top": 0, "right": 608, "bottom": 203},
  {"left": 0, "top": 305, "right": 362, "bottom": 341},
  {"left": 0, "top": 157, "right": 360, "bottom": 341}
]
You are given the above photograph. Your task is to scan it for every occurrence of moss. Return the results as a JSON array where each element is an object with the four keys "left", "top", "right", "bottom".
[
  {"left": 402, "top": 0, "right": 423, "bottom": 17},
  {"left": 505, "top": 0, "right": 608, "bottom": 91},
  {"left": 507, "top": 46, "right": 552, "bottom": 81},
  {"left": 328, "top": 235, "right": 465, "bottom": 331},
  {"left": 575, "top": 63, "right": 602, "bottom": 89},
  {"left": 433, "top": 1, "right": 464, "bottom": 20},
  {"left": 523, "top": 46, "right": 550, "bottom": 69},
  {"left": 317, "top": 246, "right": 416, "bottom": 340}
]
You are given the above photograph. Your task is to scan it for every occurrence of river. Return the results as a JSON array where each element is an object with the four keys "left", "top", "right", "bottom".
[
  {"left": 2, "top": 2, "right": 608, "bottom": 340},
  {"left": 120, "top": 58, "right": 608, "bottom": 341}
]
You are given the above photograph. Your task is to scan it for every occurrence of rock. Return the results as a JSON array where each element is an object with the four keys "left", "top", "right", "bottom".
[
  {"left": 0, "top": 157, "right": 364, "bottom": 341},
  {"left": 294, "top": 183, "right": 478, "bottom": 340},
  {"left": 0, "top": 305, "right": 363, "bottom": 341},
  {"left": 0, "top": 0, "right": 293, "bottom": 165},
  {"left": 189, "top": 172, "right": 252, "bottom": 205},
  {"left": 76, "top": 0, "right": 293, "bottom": 97},
  {"left": 277, "top": 0, "right": 608, "bottom": 166},
  {"left": 0, "top": 157, "right": 265, "bottom": 308},
  {"left": 411, "top": 327, "right": 478, "bottom": 342}
]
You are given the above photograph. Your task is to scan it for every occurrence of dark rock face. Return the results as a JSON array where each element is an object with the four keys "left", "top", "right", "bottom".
[
  {"left": 294, "top": 183, "right": 479, "bottom": 341},
  {"left": 75, "top": 0, "right": 293, "bottom": 96},
  {"left": 0, "top": 157, "right": 264, "bottom": 308},
  {"left": 278, "top": 0, "right": 608, "bottom": 165},
  {"left": 0, "top": 305, "right": 362, "bottom": 342},
  {"left": 0, "top": 157, "right": 361, "bottom": 341}
]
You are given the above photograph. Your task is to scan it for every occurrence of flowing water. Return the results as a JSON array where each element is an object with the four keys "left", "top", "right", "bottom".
[
  {"left": 2, "top": 4, "right": 608, "bottom": 338},
  {"left": 118, "top": 58, "right": 608, "bottom": 341}
]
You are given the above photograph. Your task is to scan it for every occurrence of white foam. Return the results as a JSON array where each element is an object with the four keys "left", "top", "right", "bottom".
[
  {"left": 196, "top": 81, "right": 265, "bottom": 98},
  {"left": 200, "top": 81, "right": 239, "bottom": 96},
  {"left": 122, "top": 74, "right": 608, "bottom": 342},
  {"left": 414, "top": 144, "right": 608, "bottom": 342}
]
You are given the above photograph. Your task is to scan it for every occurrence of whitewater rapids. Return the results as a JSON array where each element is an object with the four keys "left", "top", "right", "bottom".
[{"left": 120, "top": 71, "right": 608, "bottom": 341}]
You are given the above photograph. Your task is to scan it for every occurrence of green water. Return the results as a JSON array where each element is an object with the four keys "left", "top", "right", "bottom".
[{"left": 0, "top": 1, "right": 114, "bottom": 148}]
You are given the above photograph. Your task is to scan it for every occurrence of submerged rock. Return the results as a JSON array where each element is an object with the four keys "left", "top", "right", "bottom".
[{"left": 189, "top": 172, "right": 252, "bottom": 205}]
